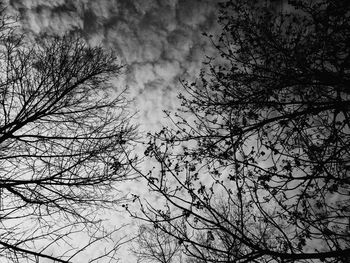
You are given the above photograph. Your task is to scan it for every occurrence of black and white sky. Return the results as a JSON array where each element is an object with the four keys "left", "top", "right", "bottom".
[
  {"left": 8, "top": 0, "right": 220, "bottom": 131},
  {"left": 5, "top": 0, "right": 221, "bottom": 261}
]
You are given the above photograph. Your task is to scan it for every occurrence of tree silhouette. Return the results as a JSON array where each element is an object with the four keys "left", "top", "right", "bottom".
[
  {"left": 0, "top": 10, "right": 137, "bottom": 263},
  {"left": 130, "top": 0, "right": 350, "bottom": 262},
  {"left": 131, "top": 223, "right": 183, "bottom": 263}
]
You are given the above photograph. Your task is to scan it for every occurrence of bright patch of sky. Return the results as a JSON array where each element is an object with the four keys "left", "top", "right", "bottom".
[{"left": 7, "top": 0, "right": 220, "bottom": 131}]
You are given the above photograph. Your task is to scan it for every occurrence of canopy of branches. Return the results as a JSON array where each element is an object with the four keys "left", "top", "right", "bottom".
[
  {"left": 131, "top": 1, "right": 350, "bottom": 262},
  {"left": 0, "top": 8, "right": 136, "bottom": 263}
]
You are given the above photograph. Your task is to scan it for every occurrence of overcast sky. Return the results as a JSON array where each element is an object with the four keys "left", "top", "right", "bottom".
[
  {"left": 8, "top": 0, "right": 220, "bottom": 131},
  {"left": 5, "top": 0, "right": 221, "bottom": 262}
]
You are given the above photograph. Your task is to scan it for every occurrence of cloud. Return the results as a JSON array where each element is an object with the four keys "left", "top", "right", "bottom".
[
  {"left": 8, "top": 0, "right": 219, "bottom": 130},
  {"left": 3, "top": 1, "right": 221, "bottom": 261}
]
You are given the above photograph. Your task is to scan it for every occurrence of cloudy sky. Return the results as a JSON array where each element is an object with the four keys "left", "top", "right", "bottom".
[
  {"left": 8, "top": 0, "right": 220, "bottom": 131},
  {"left": 5, "top": 0, "right": 221, "bottom": 261}
]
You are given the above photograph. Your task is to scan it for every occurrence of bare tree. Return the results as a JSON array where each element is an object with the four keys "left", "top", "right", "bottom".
[
  {"left": 130, "top": 0, "right": 350, "bottom": 262},
  {"left": 0, "top": 9, "right": 137, "bottom": 263},
  {"left": 131, "top": 223, "right": 183, "bottom": 263}
]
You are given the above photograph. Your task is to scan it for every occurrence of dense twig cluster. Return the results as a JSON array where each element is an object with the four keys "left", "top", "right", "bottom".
[
  {"left": 0, "top": 9, "right": 137, "bottom": 263},
  {"left": 130, "top": 1, "right": 350, "bottom": 262}
]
